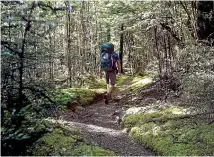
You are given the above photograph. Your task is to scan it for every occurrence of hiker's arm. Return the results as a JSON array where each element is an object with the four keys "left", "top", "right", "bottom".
[{"left": 116, "top": 60, "right": 121, "bottom": 73}]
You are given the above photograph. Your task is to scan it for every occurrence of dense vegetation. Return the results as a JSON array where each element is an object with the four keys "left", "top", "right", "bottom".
[{"left": 1, "top": 1, "right": 214, "bottom": 156}]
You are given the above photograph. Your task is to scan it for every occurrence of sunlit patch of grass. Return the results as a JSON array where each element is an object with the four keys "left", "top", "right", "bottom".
[
  {"left": 90, "top": 88, "right": 106, "bottom": 94},
  {"left": 131, "top": 75, "right": 152, "bottom": 84},
  {"left": 116, "top": 75, "right": 132, "bottom": 86},
  {"left": 129, "top": 76, "right": 153, "bottom": 91}
]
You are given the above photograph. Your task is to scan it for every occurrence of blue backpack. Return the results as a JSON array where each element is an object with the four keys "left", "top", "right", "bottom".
[{"left": 100, "top": 44, "right": 116, "bottom": 71}]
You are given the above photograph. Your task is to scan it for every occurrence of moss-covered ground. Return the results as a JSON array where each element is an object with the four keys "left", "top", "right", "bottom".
[
  {"left": 128, "top": 75, "right": 153, "bottom": 91},
  {"left": 55, "top": 88, "right": 99, "bottom": 106},
  {"left": 35, "top": 74, "right": 214, "bottom": 156},
  {"left": 32, "top": 74, "right": 153, "bottom": 156},
  {"left": 121, "top": 105, "right": 214, "bottom": 156},
  {"left": 54, "top": 74, "right": 152, "bottom": 110},
  {"left": 28, "top": 126, "right": 115, "bottom": 156},
  {"left": 115, "top": 74, "right": 152, "bottom": 88}
]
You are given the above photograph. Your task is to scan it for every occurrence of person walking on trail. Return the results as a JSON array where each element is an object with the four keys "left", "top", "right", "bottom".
[{"left": 99, "top": 43, "right": 121, "bottom": 104}]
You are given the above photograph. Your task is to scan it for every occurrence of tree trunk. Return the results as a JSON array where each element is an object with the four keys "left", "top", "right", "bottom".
[
  {"left": 119, "top": 23, "right": 124, "bottom": 73},
  {"left": 66, "top": 2, "right": 72, "bottom": 87},
  {"left": 196, "top": 1, "right": 214, "bottom": 44},
  {"left": 107, "top": 23, "right": 111, "bottom": 42}
]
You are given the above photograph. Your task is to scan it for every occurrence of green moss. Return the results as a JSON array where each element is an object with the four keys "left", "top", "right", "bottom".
[
  {"left": 29, "top": 127, "right": 115, "bottom": 156},
  {"left": 116, "top": 75, "right": 132, "bottom": 86},
  {"left": 121, "top": 112, "right": 162, "bottom": 128},
  {"left": 121, "top": 106, "right": 185, "bottom": 129},
  {"left": 55, "top": 88, "right": 101, "bottom": 107},
  {"left": 83, "top": 74, "right": 153, "bottom": 90},
  {"left": 130, "top": 121, "right": 214, "bottom": 156},
  {"left": 122, "top": 106, "right": 214, "bottom": 156},
  {"left": 199, "top": 124, "right": 214, "bottom": 145},
  {"left": 72, "top": 144, "right": 115, "bottom": 156},
  {"left": 54, "top": 91, "right": 72, "bottom": 106},
  {"left": 30, "top": 128, "right": 81, "bottom": 156},
  {"left": 63, "top": 88, "right": 97, "bottom": 106}
]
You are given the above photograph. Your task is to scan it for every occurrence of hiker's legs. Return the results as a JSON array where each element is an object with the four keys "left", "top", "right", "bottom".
[
  {"left": 106, "top": 71, "right": 116, "bottom": 99},
  {"left": 107, "top": 84, "right": 114, "bottom": 98},
  {"left": 104, "top": 71, "right": 116, "bottom": 103},
  {"left": 106, "top": 83, "right": 109, "bottom": 92}
]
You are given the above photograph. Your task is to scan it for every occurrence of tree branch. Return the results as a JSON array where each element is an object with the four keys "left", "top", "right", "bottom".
[
  {"left": 160, "top": 22, "right": 181, "bottom": 42},
  {"left": 179, "top": 1, "right": 195, "bottom": 38}
]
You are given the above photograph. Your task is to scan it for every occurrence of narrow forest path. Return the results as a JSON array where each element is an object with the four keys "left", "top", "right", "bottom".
[{"left": 52, "top": 82, "right": 156, "bottom": 156}]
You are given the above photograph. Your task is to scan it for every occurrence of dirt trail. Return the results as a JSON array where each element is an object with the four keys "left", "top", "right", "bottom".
[{"left": 58, "top": 85, "right": 156, "bottom": 156}]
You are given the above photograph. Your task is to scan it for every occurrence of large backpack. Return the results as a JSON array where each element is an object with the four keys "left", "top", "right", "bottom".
[{"left": 100, "top": 44, "right": 116, "bottom": 71}]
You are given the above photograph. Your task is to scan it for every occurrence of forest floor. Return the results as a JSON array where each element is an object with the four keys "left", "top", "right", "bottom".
[
  {"left": 46, "top": 74, "right": 214, "bottom": 156},
  {"left": 51, "top": 75, "right": 158, "bottom": 156}
]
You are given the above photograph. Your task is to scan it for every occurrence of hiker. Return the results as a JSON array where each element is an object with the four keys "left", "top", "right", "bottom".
[{"left": 99, "top": 43, "right": 121, "bottom": 104}]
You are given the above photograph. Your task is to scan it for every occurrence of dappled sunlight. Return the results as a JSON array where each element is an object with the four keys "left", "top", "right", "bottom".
[
  {"left": 45, "top": 118, "right": 124, "bottom": 137},
  {"left": 125, "top": 100, "right": 196, "bottom": 116},
  {"left": 126, "top": 106, "right": 153, "bottom": 115},
  {"left": 128, "top": 77, "right": 153, "bottom": 91},
  {"left": 160, "top": 105, "right": 196, "bottom": 115},
  {"left": 114, "top": 75, "right": 153, "bottom": 93},
  {"left": 90, "top": 88, "right": 106, "bottom": 93},
  {"left": 131, "top": 78, "right": 152, "bottom": 87}
]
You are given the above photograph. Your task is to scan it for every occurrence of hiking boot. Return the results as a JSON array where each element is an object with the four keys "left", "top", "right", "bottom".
[
  {"left": 105, "top": 98, "right": 109, "bottom": 104},
  {"left": 104, "top": 95, "right": 109, "bottom": 104}
]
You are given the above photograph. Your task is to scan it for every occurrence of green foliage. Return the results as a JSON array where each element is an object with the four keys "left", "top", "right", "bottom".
[
  {"left": 1, "top": 115, "right": 54, "bottom": 156},
  {"left": 29, "top": 127, "right": 115, "bottom": 156},
  {"left": 54, "top": 91, "right": 72, "bottom": 106},
  {"left": 180, "top": 43, "right": 214, "bottom": 114},
  {"left": 4, "top": 119, "right": 53, "bottom": 141},
  {"left": 122, "top": 105, "right": 214, "bottom": 156}
]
